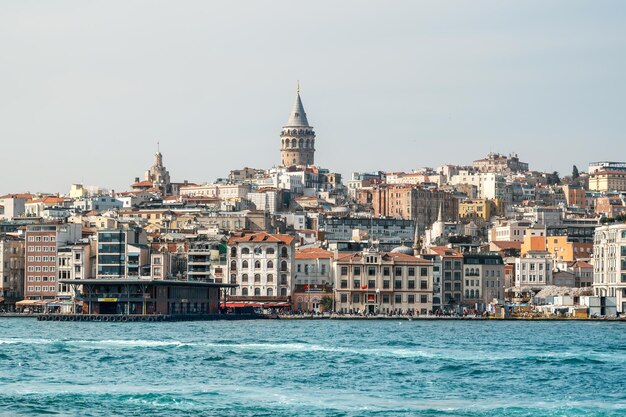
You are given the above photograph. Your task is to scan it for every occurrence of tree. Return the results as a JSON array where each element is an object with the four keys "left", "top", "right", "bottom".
[
  {"left": 320, "top": 296, "right": 333, "bottom": 312},
  {"left": 572, "top": 165, "right": 580, "bottom": 179},
  {"left": 547, "top": 171, "right": 561, "bottom": 185}
]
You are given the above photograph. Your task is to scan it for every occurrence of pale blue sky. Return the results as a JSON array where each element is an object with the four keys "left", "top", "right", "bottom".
[{"left": 1, "top": 1, "right": 625, "bottom": 194}]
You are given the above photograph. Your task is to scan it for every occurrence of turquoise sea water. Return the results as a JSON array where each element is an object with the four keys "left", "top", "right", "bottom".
[{"left": 0, "top": 318, "right": 624, "bottom": 417}]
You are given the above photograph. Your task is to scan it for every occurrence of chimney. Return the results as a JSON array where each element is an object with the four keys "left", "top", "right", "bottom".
[{"left": 134, "top": 177, "right": 140, "bottom": 183}]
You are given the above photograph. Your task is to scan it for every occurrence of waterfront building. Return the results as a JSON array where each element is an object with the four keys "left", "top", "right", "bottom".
[
  {"left": 24, "top": 223, "right": 82, "bottom": 301},
  {"left": 424, "top": 246, "right": 463, "bottom": 311},
  {"left": 588, "top": 161, "right": 626, "bottom": 174},
  {"left": 292, "top": 248, "right": 334, "bottom": 312},
  {"left": 280, "top": 86, "right": 316, "bottom": 167},
  {"left": 592, "top": 223, "right": 626, "bottom": 312},
  {"left": 514, "top": 251, "right": 553, "bottom": 287},
  {"left": 227, "top": 231, "right": 295, "bottom": 298},
  {"left": 333, "top": 247, "right": 433, "bottom": 315},
  {"left": 462, "top": 253, "right": 505, "bottom": 310},
  {"left": 0, "top": 234, "right": 25, "bottom": 309}
]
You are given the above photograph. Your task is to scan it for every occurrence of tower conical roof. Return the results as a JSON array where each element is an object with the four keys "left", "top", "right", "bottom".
[{"left": 285, "top": 88, "right": 310, "bottom": 127}]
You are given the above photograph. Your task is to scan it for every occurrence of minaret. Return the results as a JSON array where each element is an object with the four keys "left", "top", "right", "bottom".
[
  {"left": 412, "top": 221, "right": 421, "bottom": 256},
  {"left": 280, "top": 83, "right": 316, "bottom": 167}
]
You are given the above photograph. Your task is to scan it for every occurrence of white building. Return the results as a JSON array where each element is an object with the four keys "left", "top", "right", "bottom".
[
  {"left": 227, "top": 232, "right": 295, "bottom": 298},
  {"left": 592, "top": 223, "right": 626, "bottom": 313},
  {"left": 514, "top": 251, "right": 553, "bottom": 287}
]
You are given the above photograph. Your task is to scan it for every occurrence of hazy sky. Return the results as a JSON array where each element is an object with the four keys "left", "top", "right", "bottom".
[{"left": 1, "top": 1, "right": 625, "bottom": 194}]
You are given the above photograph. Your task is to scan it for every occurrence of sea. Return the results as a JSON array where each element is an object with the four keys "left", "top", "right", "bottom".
[{"left": 0, "top": 318, "right": 624, "bottom": 417}]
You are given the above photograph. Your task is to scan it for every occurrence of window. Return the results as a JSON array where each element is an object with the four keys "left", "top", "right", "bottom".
[
  {"left": 254, "top": 261, "right": 261, "bottom": 269},
  {"left": 368, "top": 280, "right": 375, "bottom": 289},
  {"left": 408, "top": 267, "right": 415, "bottom": 277},
  {"left": 241, "top": 248, "right": 250, "bottom": 255},
  {"left": 254, "top": 274, "right": 261, "bottom": 283},
  {"left": 254, "top": 288, "right": 261, "bottom": 296},
  {"left": 280, "top": 288, "right": 287, "bottom": 296},
  {"left": 353, "top": 279, "right": 361, "bottom": 289},
  {"left": 408, "top": 280, "right": 415, "bottom": 289},
  {"left": 281, "top": 261, "right": 288, "bottom": 271},
  {"left": 267, "top": 274, "right": 273, "bottom": 282},
  {"left": 383, "top": 267, "right": 390, "bottom": 276},
  {"left": 395, "top": 267, "right": 402, "bottom": 276},
  {"left": 352, "top": 293, "right": 360, "bottom": 303},
  {"left": 281, "top": 247, "right": 288, "bottom": 257},
  {"left": 341, "top": 280, "right": 348, "bottom": 289},
  {"left": 340, "top": 294, "right": 348, "bottom": 303},
  {"left": 267, "top": 261, "right": 273, "bottom": 269},
  {"left": 382, "top": 294, "right": 390, "bottom": 304},
  {"left": 408, "top": 295, "right": 415, "bottom": 304},
  {"left": 353, "top": 267, "right": 361, "bottom": 276},
  {"left": 267, "top": 248, "right": 275, "bottom": 255},
  {"left": 420, "top": 280, "right": 428, "bottom": 290},
  {"left": 383, "top": 280, "right": 390, "bottom": 289},
  {"left": 242, "top": 274, "right": 248, "bottom": 282},
  {"left": 394, "top": 294, "right": 402, "bottom": 304},
  {"left": 341, "top": 266, "right": 348, "bottom": 276},
  {"left": 230, "top": 247, "right": 237, "bottom": 257},
  {"left": 242, "top": 260, "right": 249, "bottom": 269},
  {"left": 368, "top": 266, "right": 376, "bottom": 276},
  {"left": 394, "top": 279, "right": 402, "bottom": 289},
  {"left": 242, "top": 288, "right": 248, "bottom": 296},
  {"left": 267, "top": 288, "right": 273, "bottom": 296},
  {"left": 420, "top": 295, "right": 428, "bottom": 304}
]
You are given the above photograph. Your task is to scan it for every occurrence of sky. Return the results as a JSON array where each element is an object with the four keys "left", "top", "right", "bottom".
[{"left": 1, "top": 1, "right": 625, "bottom": 194}]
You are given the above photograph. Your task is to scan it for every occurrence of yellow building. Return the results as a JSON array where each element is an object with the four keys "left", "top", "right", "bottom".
[{"left": 459, "top": 199, "right": 501, "bottom": 220}]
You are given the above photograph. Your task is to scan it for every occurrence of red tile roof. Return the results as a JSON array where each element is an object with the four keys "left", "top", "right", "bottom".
[
  {"left": 228, "top": 232, "right": 294, "bottom": 245},
  {"left": 295, "top": 248, "right": 334, "bottom": 259}
]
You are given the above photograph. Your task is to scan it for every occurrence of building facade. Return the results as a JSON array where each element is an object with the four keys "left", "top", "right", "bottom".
[
  {"left": 334, "top": 248, "right": 433, "bottom": 315},
  {"left": 227, "top": 232, "right": 295, "bottom": 298},
  {"left": 592, "top": 223, "right": 626, "bottom": 312}
]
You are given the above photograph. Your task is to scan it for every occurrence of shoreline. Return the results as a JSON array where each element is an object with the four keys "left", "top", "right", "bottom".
[{"left": 1, "top": 313, "right": 624, "bottom": 322}]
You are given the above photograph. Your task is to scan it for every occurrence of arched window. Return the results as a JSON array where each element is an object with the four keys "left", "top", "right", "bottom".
[
  {"left": 299, "top": 139, "right": 304, "bottom": 147},
  {"left": 293, "top": 159, "right": 296, "bottom": 164},
  {"left": 291, "top": 139, "right": 297, "bottom": 147},
  {"left": 280, "top": 288, "right": 287, "bottom": 296},
  {"left": 281, "top": 247, "right": 288, "bottom": 257},
  {"left": 266, "top": 248, "right": 275, "bottom": 255},
  {"left": 465, "top": 268, "right": 469, "bottom": 275},
  {"left": 470, "top": 289, "right": 475, "bottom": 298},
  {"left": 254, "top": 260, "right": 261, "bottom": 269},
  {"left": 281, "top": 274, "right": 287, "bottom": 285},
  {"left": 241, "top": 248, "right": 250, "bottom": 255},
  {"left": 305, "top": 139, "right": 310, "bottom": 148},
  {"left": 267, "top": 288, "right": 273, "bottom": 296},
  {"left": 267, "top": 260, "right": 274, "bottom": 269},
  {"left": 242, "top": 274, "right": 248, "bottom": 282},
  {"left": 285, "top": 140, "right": 290, "bottom": 148},
  {"left": 230, "top": 247, "right": 237, "bottom": 257},
  {"left": 242, "top": 260, "right": 249, "bottom": 269},
  {"left": 298, "top": 129, "right": 303, "bottom": 134},
  {"left": 267, "top": 273, "right": 274, "bottom": 282},
  {"left": 254, "top": 247, "right": 262, "bottom": 255},
  {"left": 254, "top": 288, "right": 261, "bottom": 296},
  {"left": 292, "top": 129, "right": 297, "bottom": 135},
  {"left": 230, "top": 260, "right": 237, "bottom": 271},
  {"left": 242, "top": 287, "right": 248, "bottom": 296},
  {"left": 230, "top": 274, "right": 236, "bottom": 284},
  {"left": 254, "top": 274, "right": 261, "bottom": 283},
  {"left": 230, "top": 288, "right": 236, "bottom": 295},
  {"left": 465, "top": 289, "right": 469, "bottom": 298},
  {"left": 281, "top": 261, "right": 288, "bottom": 271},
  {"left": 475, "top": 290, "right": 480, "bottom": 298}
]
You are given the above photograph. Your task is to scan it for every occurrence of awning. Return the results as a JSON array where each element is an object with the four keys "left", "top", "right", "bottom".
[
  {"left": 224, "top": 301, "right": 291, "bottom": 309},
  {"left": 16, "top": 300, "right": 46, "bottom": 306}
]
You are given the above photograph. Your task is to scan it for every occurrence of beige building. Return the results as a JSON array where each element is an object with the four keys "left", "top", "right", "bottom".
[
  {"left": 589, "top": 170, "right": 626, "bottom": 192},
  {"left": 334, "top": 248, "right": 433, "bottom": 315},
  {"left": 593, "top": 223, "right": 626, "bottom": 312}
]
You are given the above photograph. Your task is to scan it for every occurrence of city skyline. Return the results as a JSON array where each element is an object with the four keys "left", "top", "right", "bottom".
[{"left": 1, "top": 1, "right": 625, "bottom": 194}]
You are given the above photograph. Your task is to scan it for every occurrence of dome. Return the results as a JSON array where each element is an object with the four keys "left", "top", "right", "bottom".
[{"left": 390, "top": 244, "right": 414, "bottom": 255}]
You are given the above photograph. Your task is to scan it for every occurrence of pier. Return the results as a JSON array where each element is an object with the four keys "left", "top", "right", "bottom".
[{"left": 35, "top": 313, "right": 266, "bottom": 322}]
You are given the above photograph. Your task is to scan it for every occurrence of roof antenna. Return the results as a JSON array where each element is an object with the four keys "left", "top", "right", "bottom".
[{"left": 297, "top": 80, "right": 300, "bottom": 94}]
